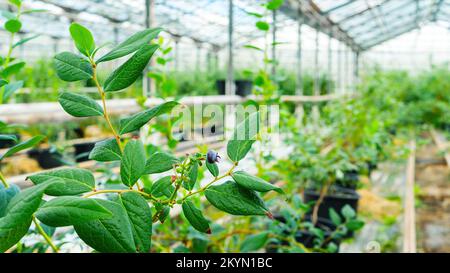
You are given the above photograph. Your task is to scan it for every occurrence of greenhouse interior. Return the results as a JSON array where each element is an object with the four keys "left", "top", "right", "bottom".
[{"left": 0, "top": 0, "right": 449, "bottom": 255}]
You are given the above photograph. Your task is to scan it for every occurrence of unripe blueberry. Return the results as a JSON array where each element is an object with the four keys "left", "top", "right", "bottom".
[{"left": 206, "top": 150, "right": 220, "bottom": 164}]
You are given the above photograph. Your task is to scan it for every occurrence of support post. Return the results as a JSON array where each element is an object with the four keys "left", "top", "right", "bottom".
[
  {"left": 296, "top": 14, "right": 303, "bottom": 96},
  {"left": 314, "top": 26, "right": 320, "bottom": 97},
  {"left": 195, "top": 41, "right": 202, "bottom": 76},
  {"left": 174, "top": 36, "right": 180, "bottom": 71},
  {"left": 226, "top": 0, "right": 234, "bottom": 96},
  {"left": 344, "top": 45, "right": 349, "bottom": 93},
  {"left": 354, "top": 51, "right": 360, "bottom": 91},
  {"left": 143, "top": 0, "right": 155, "bottom": 98},
  {"left": 327, "top": 30, "right": 333, "bottom": 94},
  {"left": 312, "top": 25, "right": 320, "bottom": 122},
  {"left": 295, "top": 11, "right": 303, "bottom": 125},
  {"left": 271, "top": 9, "right": 277, "bottom": 75},
  {"left": 337, "top": 43, "right": 343, "bottom": 93}
]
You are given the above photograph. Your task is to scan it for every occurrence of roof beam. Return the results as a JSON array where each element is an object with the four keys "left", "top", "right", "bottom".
[
  {"left": 321, "top": 0, "right": 356, "bottom": 15},
  {"left": 356, "top": 9, "right": 427, "bottom": 44},
  {"left": 362, "top": 21, "right": 420, "bottom": 50},
  {"left": 345, "top": 1, "right": 417, "bottom": 37},
  {"left": 336, "top": 0, "right": 391, "bottom": 24},
  {"left": 432, "top": 0, "right": 445, "bottom": 21},
  {"left": 281, "top": 0, "right": 363, "bottom": 51}
]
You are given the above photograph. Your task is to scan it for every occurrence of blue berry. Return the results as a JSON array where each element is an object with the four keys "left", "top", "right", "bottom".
[{"left": 206, "top": 150, "right": 220, "bottom": 164}]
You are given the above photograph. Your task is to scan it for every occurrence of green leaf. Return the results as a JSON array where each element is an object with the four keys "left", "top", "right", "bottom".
[
  {"left": 256, "top": 21, "right": 269, "bottom": 31},
  {"left": 0, "top": 182, "right": 50, "bottom": 252},
  {"left": 69, "top": 23, "right": 95, "bottom": 57},
  {"left": 145, "top": 152, "right": 179, "bottom": 174},
  {"left": 227, "top": 111, "right": 259, "bottom": 162},
  {"left": 12, "top": 34, "right": 40, "bottom": 49},
  {"left": 341, "top": 204, "right": 356, "bottom": 219},
  {"left": 74, "top": 199, "right": 136, "bottom": 253},
  {"left": 346, "top": 219, "right": 365, "bottom": 231},
  {"left": 118, "top": 192, "right": 152, "bottom": 253},
  {"left": 245, "top": 11, "right": 263, "bottom": 18},
  {"left": 21, "top": 9, "right": 47, "bottom": 15},
  {"left": 0, "top": 135, "right": 45, "bottom": 160},
  {"left": 119, "top": 101, "right": 179, "bottom": 135},
  {"left": 206, "top": 161, "right": 219, "bottom": 177},
  {"left": 231, "top": 171, "right": 283, "bottom": 194},
  {"left": 97, "top": 27, "right": 162, "bottom": 63},
  {"left": 158, "top": 206, "right": 170, "bottom": 223},
  {"left": 227, "top": 140, "right": 255, "bottom": 163},
  {"left": 240, "top": 232, "right": 269, "bottom": 252},
  {"left": 1, "top": 62, "right": 25, "bottom": 78},
  {"left": 58, "top": 92, "right": 103, "bottom": 117},
  {"left": 0, "top": 79, "right": 8, "bottom": 87},
  {"left": 205, "top": 181, "right": 268, "bottom": 216},
  {"left": 8, "top": 0, "right": 21, "bottom": 7},
  {"left": 35, "top": 197, "right": 112, "bottom": 227},
  {"left": 89, "top": 138, "right": 122, "bottom": 162},
  {"left": 103, "top": 44, "right": 159, "bottom": 92},
  {"left": 27, "top": 168, "right": 95, "bottom": 196},
  {"left": 329, "top": 208, "right": 342, "bottom": 226},
  {"left": 0, "top": 134, "right": 18, "bottom": 143},
  {"left": 2, "top": 81, "right": 23, "bottom": 102},
  {"left": 5, "top": 19, "right": 21, "bottom": 33},
  {"left": 0, "top": 184, "right": 20, "bottom": 218},
  {"left": 243, "top": 45, "right": 264, "bottom": 52},
  {"left": 182, "top": 200, "right": 210, "bottom": 234},
  {"left": 151, "top": 176, "right": 174, "bottom": 198},
  {"left": 266, "top": 0, "right": 284, "bottom": 10},
  {"left": 184, "top": 161, "right": 198, "bottom": 191},
  {"left": 120, "top": 139, "right": 146, "bottom": 187},
  {"left": 54, "top": 52, "right": 93, "bottom": 82}
]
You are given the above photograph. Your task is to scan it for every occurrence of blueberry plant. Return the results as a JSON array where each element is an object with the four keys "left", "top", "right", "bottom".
[
  {"left": 0, "top": 23, "right": 283, "bottom": 253},
  {"left": 1, "top": 0, "right": 46, "bottom": 200},
  {"left": 1, "top": 0, "right": 42, "bottom": 104}
]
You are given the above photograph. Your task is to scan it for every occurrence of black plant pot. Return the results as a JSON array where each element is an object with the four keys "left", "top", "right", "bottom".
[
  {"left": 74, "top": 142, "right": 96, "bottom": 163},
  {"left": 235, "top": 80, "right": 253, "bottom": 97},
  {"left": 304, "top": 187, "right": 360, "bottom": 221},
  {"left": 216, "top": 80, "right": 226, "bottom": 95},
  {"left": 27, "top": 148, "right": 64, "bottom": 169},
  {"left": 367, "top": 161, "right": 378, "bottom": 176},
  {"left": 0, "top": 134, "right": 21, "bottom": 149}
]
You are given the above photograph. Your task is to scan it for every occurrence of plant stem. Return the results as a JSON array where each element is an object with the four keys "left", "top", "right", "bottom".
[
  {"left": 90, "top": 61, "right": 123, "bottom": 152},
  {"left": 83, "top": 188, "right": 157, "bottom": 201},
  {"left": 0, "top": 171, "right": 9, "bottom": 188},
  {"left": 32, "top": 216, "right": 59, "bottom": 253},
  {"left": 180, "top": 162, "right": 238, "bottom": 202}
]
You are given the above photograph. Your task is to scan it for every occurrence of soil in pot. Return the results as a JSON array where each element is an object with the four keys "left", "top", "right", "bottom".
[
  {"left": 74, "top": 141, "right": 96, "bottom": 162},
  {"left": 265, "top": 215, "right": 340, "bottom": 252},
  {"left": 335, "top": 170, "right": 359, "bottom": 190},
  {"left": 27, "top": 148, "right": 64, "bottom": 169},
  {"left": 304, "top": 187, "right": 360, "bottom": 221}
]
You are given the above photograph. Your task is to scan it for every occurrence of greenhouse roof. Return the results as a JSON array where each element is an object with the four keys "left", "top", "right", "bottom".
[{"left": 1, "top": 0, "right": 450, "bottom": 52}]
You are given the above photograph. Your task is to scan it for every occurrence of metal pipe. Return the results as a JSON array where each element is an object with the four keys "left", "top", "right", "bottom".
[
  {"left": 296, "top": 13, "right": 303, "bottom": 96},
  {"left": 314, "top": 26, "right": 320, "bottom": 96},
  {"left": 272, "top": 9, "right": 277, "bottom": 75},
  {"left": 143, "top": 0, "right": 155, "bottom": 97},
  {"left": 354, "top": 51, "right": 360, "bottom": 90},
  {"left": 327, "top": 30, "right": 332, "bottom": 93},
  {"left": 226, "top": 0, "right": 234, "bottom": 96}
]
